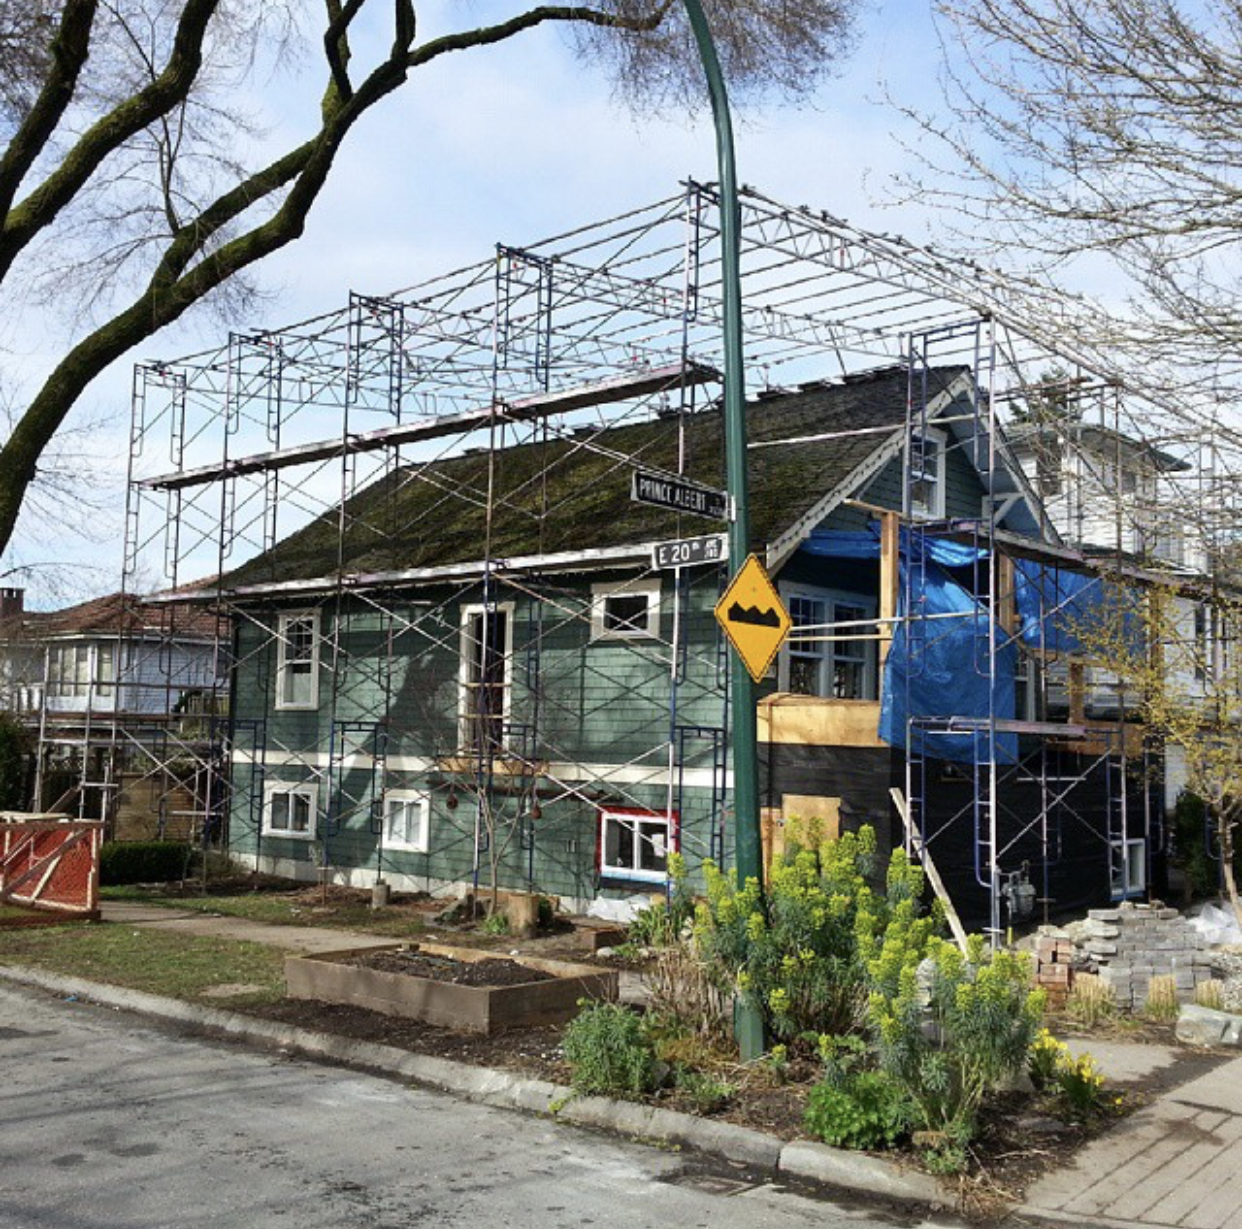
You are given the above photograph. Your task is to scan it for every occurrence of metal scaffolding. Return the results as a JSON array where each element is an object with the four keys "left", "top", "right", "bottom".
[{"left": 92, "top": 180, "right": 1238, "bottom": 916}]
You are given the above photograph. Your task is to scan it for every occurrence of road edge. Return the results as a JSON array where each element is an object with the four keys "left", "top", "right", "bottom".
[{"left": 0, "top": 962, "right": 946, "bottom": 1209}]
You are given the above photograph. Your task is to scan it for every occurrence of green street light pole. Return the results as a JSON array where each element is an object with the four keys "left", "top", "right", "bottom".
[{"left": 681, "top": 0, "right": 766, "bottom": 1061}]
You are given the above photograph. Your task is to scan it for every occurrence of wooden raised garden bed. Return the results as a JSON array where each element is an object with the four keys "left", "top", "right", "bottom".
[{"left": 285, "top": 941, "right": 618, "bottom": 1034}]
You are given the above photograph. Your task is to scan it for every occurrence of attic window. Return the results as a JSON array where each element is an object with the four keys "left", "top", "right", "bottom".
[
  {"left": 908, "top": 428, "right": 946, "bottom": 519},
  {"left": 591, "top": 579, "right": 661, "bottom": 641}
]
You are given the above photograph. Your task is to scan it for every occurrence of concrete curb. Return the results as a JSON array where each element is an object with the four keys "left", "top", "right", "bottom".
[{"left": 0, "top": 963, "right": 945, "bottom": 1209}]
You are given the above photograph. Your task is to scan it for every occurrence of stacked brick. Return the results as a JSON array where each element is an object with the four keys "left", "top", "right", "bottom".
[
  {"left": 1034, "top": 933, "right": 1075, "bottom": 1009},
  {"left": 1081, "top": 903, "right": 1216, "bottom": 1010}
]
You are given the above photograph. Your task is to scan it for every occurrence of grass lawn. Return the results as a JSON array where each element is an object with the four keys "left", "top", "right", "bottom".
[
  {"left": 0, "top": 922, "right": 287, "bottom": 1006},
  {"left": 101, "top": 882, "right": 428, "bottom": 938}
]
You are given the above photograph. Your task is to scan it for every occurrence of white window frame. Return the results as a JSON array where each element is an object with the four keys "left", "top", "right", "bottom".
[
  {"left": 381, "top": 788, "right": 430, "bottom": 854},
  {"left": 262, "top": 782, "right": 318, "bottom": 840},
  {"left": 458, "top": 601, "right": 515, "bottom": 752},
  {"left": 778, "top": 585, "right": 878, "bottom": 700},
  {"left": 598, "top": 807, "right": 677, "bottom": 884},
  {"left": 275, "top": 610, "right": 320, "bottom": 711},
  {"left": 908, "top": 426, "right": 947, "bottom": 519},
  {"left": 1110, "top": 837, "right": 1147, "bottom": 900},
  {"left": 590, "top": 577, "right": 661, "bottom": 641}
]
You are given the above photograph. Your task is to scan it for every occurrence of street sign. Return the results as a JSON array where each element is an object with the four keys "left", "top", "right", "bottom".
[
  {"left": 714, "top": 554, "right": 792, "bottom": 683},
  {"left": 652, "top": 533, "right": 727, "bottom": 570},
  {"left": 631, "top": 470, "right": 729, "bottom": 521}
]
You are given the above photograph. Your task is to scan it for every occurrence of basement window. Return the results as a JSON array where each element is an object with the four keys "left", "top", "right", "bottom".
[
  {"left": 599, "top": 807, "right": 677, "bottom": 883},
  {"left": 263, "top": 783, "right": 317, "bottom": 839},
  {"left": 590, "top": 579, "right": 661, "bottom": 641},
  {"left": 276, "top": 611, "right": 320, "bottom": 710}
]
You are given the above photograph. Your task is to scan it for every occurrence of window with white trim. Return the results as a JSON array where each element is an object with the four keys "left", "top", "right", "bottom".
[
  {"left": 47, "top": 643, "right": 90, "bottom": 698},
  {"left": 599, "top": 807, "right": 676, "bottom": 883},
  {"left": 590, "top": 578, "right": 661, "bottom": 641},
  {"left": 263, "top": 783, "right": 318, "bottom": 839},
  {"left": 382, "top": 789, "right": 429, "bottom": 853},
  {"left": 96, "top": 642, "right": 116, "bottom": 699},
  {"left": 1110, "top": 837, "right": 1146, "bottom": 900},
  {"left": 459, "top": 602, "right": 514, "bottom": 753},
  {"left": 276, "top": 611, "right": 319, "bottom": 710},
  {"left": 909, "top": 427, "right": 947, "bottom": 519},
  {"left": 779, "top": 588, "right": 877, "bottom": 699}
]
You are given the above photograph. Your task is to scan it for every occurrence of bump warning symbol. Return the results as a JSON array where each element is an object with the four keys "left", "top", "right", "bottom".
[{"left": 714, "top": 553, "right": 792, "bottom": 683}]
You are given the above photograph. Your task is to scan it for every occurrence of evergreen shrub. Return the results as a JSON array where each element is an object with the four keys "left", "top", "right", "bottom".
[{"left": 99, "top": 840, "right": 196, "bottom": 885}]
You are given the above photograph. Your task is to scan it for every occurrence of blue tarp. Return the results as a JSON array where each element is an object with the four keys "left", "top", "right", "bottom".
[
  {"left": 798, "top": 528, "right": 1017, "bottom": 764},
  {"left": 1012, "top": 559, "right": 1138, "bottom": 656},
  {"left": 800, "top": 527, "right": 987, "bottom": 569}
]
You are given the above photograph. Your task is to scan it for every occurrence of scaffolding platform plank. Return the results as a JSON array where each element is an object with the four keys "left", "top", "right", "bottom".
[{"left": 139, "top": 360, "right": 719, "bottom": 491}]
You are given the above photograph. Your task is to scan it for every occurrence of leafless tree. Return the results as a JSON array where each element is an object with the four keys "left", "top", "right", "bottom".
[
  {"left": 897, "top": 0, "right": 1242, "bottom": 376},
  {"left": 0, "top": 0, "right": 857, "bottom": 562}
]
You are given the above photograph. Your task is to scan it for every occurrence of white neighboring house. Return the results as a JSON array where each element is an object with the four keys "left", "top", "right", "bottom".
[
  {"left": 1006, "top": 421, "right": 1218, "bottom": 807},
  {"left": 0, "top": 586, "right": 222, "bottom": 818},
  {"left": 1007, "top": 420, "right": 1199, "bottom": 566}
]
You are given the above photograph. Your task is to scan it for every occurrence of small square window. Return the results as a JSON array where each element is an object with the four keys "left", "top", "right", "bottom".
[
  {"left": 591, "top": 579, "right": 660, "bottom": 641},
  {"left": 383, "top": 790, "right": 429, "bottom": 853},
  {"left": 264, "top": 784, "right": 317, "bottom": 839},
  {"left": 599, "top": 807, "right": 676, "bottom": 883}
]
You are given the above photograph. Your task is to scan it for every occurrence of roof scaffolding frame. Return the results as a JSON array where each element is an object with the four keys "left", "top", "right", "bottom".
[{"left": 85, "top": 179, "right": 1236, "bottom": 910}]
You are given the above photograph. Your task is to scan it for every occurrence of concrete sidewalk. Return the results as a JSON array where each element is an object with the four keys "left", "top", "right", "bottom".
[
  {"left": 1018, "top": 1045, "right": 1242, "bottom": 1229},
  {"left": 100, "top": 899, "right": 397, "bottom": 954}
]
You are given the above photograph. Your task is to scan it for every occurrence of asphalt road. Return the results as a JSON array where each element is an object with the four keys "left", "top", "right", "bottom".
[{"left": 0, "top": 982, "right": 954, "bottom": 1229}]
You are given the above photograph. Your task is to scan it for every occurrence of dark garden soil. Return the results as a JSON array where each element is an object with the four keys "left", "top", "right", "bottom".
[
  {"left": 241, "top": 986, "right": 1231, "bottom": 1224},
  {"left": 344, "top": 948, "right": 558, "bottom": 987},
  {"left": 247, "top": 996, "right": 571, "bottom": 1077}
]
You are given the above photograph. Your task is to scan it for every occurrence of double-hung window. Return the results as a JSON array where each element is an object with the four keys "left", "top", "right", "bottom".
[
  {"left": 48, "top": 644, "right": 90, "bottom": 698},
  {"left": 599, "top": 807, "right": 676, "bottom": 883},
  {"left": 909, "top": 427, "right": 946, "bottom": 519},
  {"left": 590, "top": 579, "right": 661, "bottom": 641},
  {"left": 264, "top": 783, "right": 317, "bottom": 839},
  {"left": 781, "top": 588, "right": 877, "bottom": 699},
  {"left": 276, "top": 611, "right": 319, "bottom": 710},
  {"left": 382, "top": 789, "right": 429, "bottom": 853},
  {"left": 459, "top": 602, "right": 513, "bottom": 753}
]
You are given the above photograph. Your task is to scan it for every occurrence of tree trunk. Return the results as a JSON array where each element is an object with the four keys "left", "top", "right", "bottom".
[{"left": 1219, "top": 810, "right": 1242, "bottom": 930}]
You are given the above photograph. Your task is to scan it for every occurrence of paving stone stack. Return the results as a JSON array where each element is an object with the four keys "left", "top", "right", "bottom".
[
  {"left": 1079, "top": 902, "right": 1216, "bottom": 1010},
  {"left": 1033, "top": 933, "right": 1075, "bottom": 1009}
]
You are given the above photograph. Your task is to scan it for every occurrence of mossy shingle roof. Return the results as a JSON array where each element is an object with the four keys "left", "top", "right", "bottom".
[{"left": 222, "top": 365, "right": 966, "bottom": 589}]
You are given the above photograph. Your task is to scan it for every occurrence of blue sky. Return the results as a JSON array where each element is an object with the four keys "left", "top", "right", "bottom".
[{"left": 6, "top": 0, "right": 960, "bottom": 603}]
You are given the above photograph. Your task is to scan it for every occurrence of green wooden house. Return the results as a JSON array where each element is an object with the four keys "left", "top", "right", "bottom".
[{"left": 218, "top": 362, "right": 1050, "bottom": 913}]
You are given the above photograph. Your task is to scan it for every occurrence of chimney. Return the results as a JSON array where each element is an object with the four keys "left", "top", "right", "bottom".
[{"left": 0, "top": 587, "right": 24, "bottom": 620}]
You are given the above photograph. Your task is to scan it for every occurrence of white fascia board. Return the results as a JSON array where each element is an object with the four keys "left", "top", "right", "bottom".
[
  {"left": 765, "top": 373, "right": 970, "bottom": 572},
  {"left": 147, "top": 542, "right": 660, "bottom": 605}
]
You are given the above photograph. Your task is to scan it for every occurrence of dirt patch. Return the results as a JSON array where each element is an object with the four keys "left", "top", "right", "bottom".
[
  {"left": 245, "top": 997, "right": 571, "bottom": 1081},
  {"left": 344, "top": 948, "right": 557, "bottom": 988}
]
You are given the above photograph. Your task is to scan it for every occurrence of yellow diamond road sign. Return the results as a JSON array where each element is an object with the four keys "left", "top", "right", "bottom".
[{"left": 714, "top": 554, "right": 792, "bottom": 683}]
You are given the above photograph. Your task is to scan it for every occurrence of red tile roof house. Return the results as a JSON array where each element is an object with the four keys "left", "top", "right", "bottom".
[{"left": 0, "top": 587, "right": 223, "bottom": 837}]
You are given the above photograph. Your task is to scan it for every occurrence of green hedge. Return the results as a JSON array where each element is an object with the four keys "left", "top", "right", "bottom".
[{"left": 100, "top": 841, "right": 197, "bottom": 885}]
